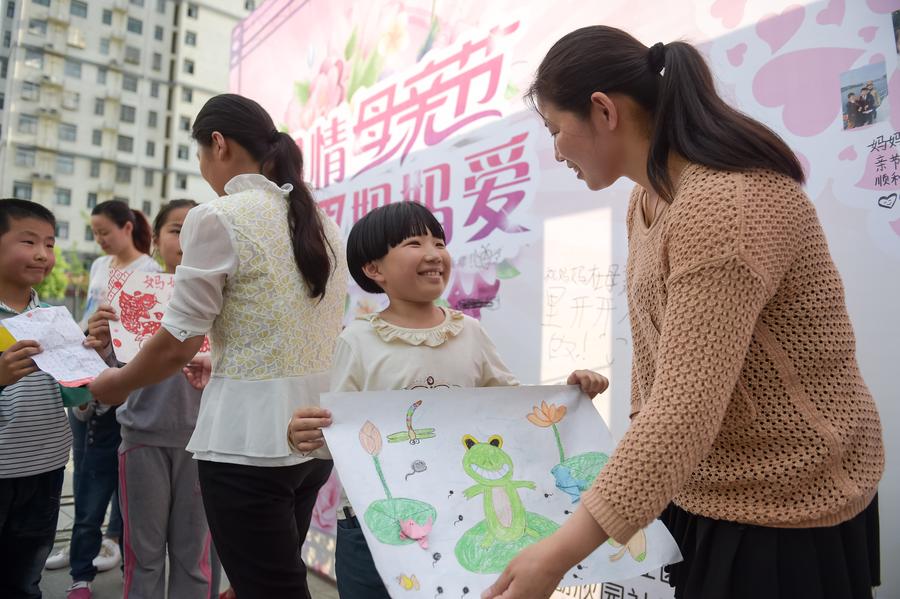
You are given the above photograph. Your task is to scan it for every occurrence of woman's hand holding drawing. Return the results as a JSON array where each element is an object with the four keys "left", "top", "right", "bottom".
[{"left": 566, "top": 370, "right": 609, "bottom": 398}]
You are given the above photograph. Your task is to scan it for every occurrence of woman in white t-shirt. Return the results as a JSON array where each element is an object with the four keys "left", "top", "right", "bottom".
[{"left": 53, "top": 200, "right": 160, "bottom": 598}]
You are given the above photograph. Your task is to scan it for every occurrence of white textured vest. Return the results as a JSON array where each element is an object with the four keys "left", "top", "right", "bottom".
[{"left": 207, "top": 185, "right": 347, "bottom": 380}]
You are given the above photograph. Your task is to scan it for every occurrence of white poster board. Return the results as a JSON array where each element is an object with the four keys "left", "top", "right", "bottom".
[{"left": 322, "top": 386, "right": 681, "bottom": 598}]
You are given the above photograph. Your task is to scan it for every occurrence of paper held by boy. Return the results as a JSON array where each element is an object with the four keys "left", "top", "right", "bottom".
[
  {"left": 106, "top": 271, "right": 210, "bottom": 363},
  {"left": 1, "top": 306, "right": 108, "bottom": 386},
  {"left": 322, "top": 385, "right": 681, "bottom": 598}
]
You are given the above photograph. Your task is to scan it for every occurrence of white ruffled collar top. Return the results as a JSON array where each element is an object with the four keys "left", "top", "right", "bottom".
[
  {"left": 366, "top": 308, "right": 465, "bottom": 347},
  {"left": 223, "top": 173, "right": 293, "bottom": 197}
]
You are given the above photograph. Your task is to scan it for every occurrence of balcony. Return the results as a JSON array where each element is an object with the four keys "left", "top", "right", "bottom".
[
  {"left": 36, "top": 106, "right": 61, "bottom": 121},
  {"left": 40, "top": 74, "right": 64, "bottom": 89},
  {"left": 47, "top": 7, "right": 71, "bottom": 26}
]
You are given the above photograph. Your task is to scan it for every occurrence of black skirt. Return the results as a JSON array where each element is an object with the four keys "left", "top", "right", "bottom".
[{"left": 660, "top": 495, "right": 880, "bottom": 599}]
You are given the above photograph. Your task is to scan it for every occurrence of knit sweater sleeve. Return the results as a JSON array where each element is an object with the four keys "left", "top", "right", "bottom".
[{"left": 581, "top": 169, "right": 797, "bottom": 542}]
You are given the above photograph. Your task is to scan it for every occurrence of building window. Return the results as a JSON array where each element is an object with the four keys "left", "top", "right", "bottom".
[
  {"left": 179, "top": 116, "right": 191, "bottom": 131},
  {"left": 0, "top": 57, "right": 7, "bottom": 79},
  {"left": 127, "top": 17, "right": 143, "bottom": 35},
  {"left": 130, "top": 0, "right": 145, "bottom": 6},
  {"left": 152, "top": 52, "right": 162, "bottom": 71},
  {"left": 125, "top": 46, "right": 141, "bottom": 65},
  {"left": 150, "top": 82, "right": 160, "bottom": 98},
  {"left": 144, "top": 169, "right": 154, "bottom": 187},
  {"left": 34, "top": 0, "right": 50, "bottom": 6},
  {"left": 28, "top": 18, "right": 47, "bottom": 36},
  {"left": 0, "top": 92, "right": 4, "bottom": 110},
  {"left": 2, "top": 30, "right": 9, "bottom": 48},
  {"left": 177, "top": 144, "right": 189, "bottom": 160},
  {"left": 6, "top": 1, "right": 14, "bottom": 18},
  {"left": 56, "top": 154, "right": 75, "bottom": 174},
  {"left": 91, "top": 129, "right": 102, "bottom": 146},
  {"left": 70, "top": 0, "right": 87, "bottom": 17},
  {"left": 176, "top": 174, "right": 187, "bottom": 189},
  {"left": 58, "top": 122, "right": 77, "bottom": 142},
  {"left": 245, "top": 0, "right": 255, "bottom": 10},
  {"left": 62, "top": 90, "right": 79, "bottom": 110},
  {"left": 146, "top": 140, "right": 155, "bottom": 157},
  {"left": 117, "top": 135, "right": 134, "bottom": 153},
  {"left": 183, "top": 59, "right": 194, "bottom": 75},
  {"left": 113, "top": 196, "right": 128, "bottom": 205},
  {"left": 55, "top": 221, "right": 69, "bottom": 240},
  {"left": 120, "top": 104, "right": 136, "bottom": 123},
  {"left": 142, "top": 200, "right": 152, "bottom": 215},
  {"left": 18, "top": 114, "right": 38, "bottom": 134},
  {"left": 102, "top": 9, "right": 112, "bottom": 25},
  {"left": 116, "top": 165, "right": 132, "bottom": 183},
  {"left": 123, "top": 74, "right": 138, "bottom": 92},
  {"left": 64, "top": 59, "right": 81, "bottom": 78},
  {"left": 94, "top": 98, "right": 104, "bottom": 116},
  {"left": 15, "top": 147, "right": 36, "bottom": 167},
  {"left": 156, "top": 0, "right": 165, "bottom": 13},
  {"left": 148, "top": 111, "right": 158, "bottom": 128},
  {"left": 24, "top": 49, "right": 43, "bottom": 69},
  {"left": 55, "top": 187, "right": 72, "bottom": 205},
  {"left": 181, "top": 87, "right": 193, "bottom": 103},
  {"left": 87, "top": 192, "right": 98, "bottom": 208},
  {"left": 185, "top": 31, "right": 197, "bottom": 46},
  {"left": 85, "top": 225, "right": 94, "bottom": 241},
  {"left": 90, "top": 160, "right": 100, "bottom": 177},
  {"left": 13, "top": 181, "right": 33, "bottom": 200},
  {"left": 186, "top": 3, "right": 198, "bottom": 18},
  {"left": 99, "top": 38, "right": 110, "bottom": 55},
  {"left": 154, "top": 25, "right": 164, "bottom": 41},
  {"left": 97, "top": 67, "right": 107, "bottom": 84},
  {"left": 21, "top": 81, "right": 40, "bottom": 101}
]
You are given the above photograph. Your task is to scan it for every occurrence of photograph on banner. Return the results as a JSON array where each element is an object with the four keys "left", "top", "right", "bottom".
[
  {"left": 108, "top": 272, "right": 210, "bottom": 363},
  {"left": 841, "top": 62, "right": 889, "bottom": 130},
  {"left": 322, "top": 385, "right": 681, "bottom": 598}
]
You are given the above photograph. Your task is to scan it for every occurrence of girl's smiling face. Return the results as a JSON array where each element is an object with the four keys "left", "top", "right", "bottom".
[{"left": 364, "top": 233, "right": 452, "bottom": 304}]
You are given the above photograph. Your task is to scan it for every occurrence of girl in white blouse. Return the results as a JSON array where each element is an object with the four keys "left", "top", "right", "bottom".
[
  {"left": 90, "top": 94, "right": 348, "bottom": 599},
  {"left": 287, "top": 202, "right": 608, "bottom": 599}
]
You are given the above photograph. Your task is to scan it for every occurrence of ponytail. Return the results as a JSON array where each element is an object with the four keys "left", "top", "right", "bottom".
[
  {"left": 92, "top": 200, "right": 152, "bottom": 254},
  {"left": 264, "top": 132, "right": 333, "bottom": 299},
  {"left": 191, "top": 94, "right": 334, "bottom": 299},
  {"left": 528, "top": 26, "right": 804, "bottom": 202}
]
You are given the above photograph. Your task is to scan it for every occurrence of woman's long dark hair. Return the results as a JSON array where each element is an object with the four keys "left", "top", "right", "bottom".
[
  {"left": 527, "top": 26, "right": 804, "bottom": 201},
  {"left": 191, "top": 94, "right": 333, "bottom": 299},
  {"left": 92, "top": 200, "right": 152, "bottom": 254}
]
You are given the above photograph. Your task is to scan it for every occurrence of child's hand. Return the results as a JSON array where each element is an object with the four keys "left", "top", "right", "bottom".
[
  {"left": 567, "top": 370, "right": 609, "bottom": 399},
  {"left": 83, "top": 304, "right": 117, "bottom": 356},
  {"left": 0, "top": 340, "right": 41, "bottom": 386},
  {"left": 183, "top": 357, "right": 211, "bottom": 390},
  {"left": 288, "top": 407, "right": 332, "bottom": 454}
]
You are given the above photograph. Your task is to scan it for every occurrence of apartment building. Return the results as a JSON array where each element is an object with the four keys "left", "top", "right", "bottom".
[{"left": 0, "top": 0, "right": 254, "bottom": 254}]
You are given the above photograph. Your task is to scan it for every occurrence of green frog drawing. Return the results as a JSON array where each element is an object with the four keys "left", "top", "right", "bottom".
[{"left": 454, "top": 434, "right": 559, "bottom": 573}]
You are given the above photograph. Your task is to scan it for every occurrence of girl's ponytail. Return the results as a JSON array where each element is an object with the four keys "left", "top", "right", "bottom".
[
  {"left": 191, "top": 94, "right": 334, "bottom": 299},
  {"left": 264, "top": 132, "right": 332, "bottom": 299}
]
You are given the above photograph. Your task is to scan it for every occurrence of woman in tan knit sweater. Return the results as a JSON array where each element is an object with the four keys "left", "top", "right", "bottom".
[{"left": 483, "top": 26, "right": 884, "bottom": 599}]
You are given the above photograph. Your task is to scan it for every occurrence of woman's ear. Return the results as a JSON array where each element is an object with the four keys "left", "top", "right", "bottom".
[
  {"left": 589, "top": 91, "right": 619, "bottom": 131},
  {"left": 210, "top": 131, "right": 227, "bottom": 160}
]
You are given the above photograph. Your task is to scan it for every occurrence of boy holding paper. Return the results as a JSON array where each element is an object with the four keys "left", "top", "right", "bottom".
[{"left": 0, "top": 199, "right": 87, "bottom": 599}]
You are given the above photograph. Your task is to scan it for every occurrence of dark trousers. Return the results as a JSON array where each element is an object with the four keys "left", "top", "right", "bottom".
[
  {"left": 335, "top": 516, "right": 391, "bottom": 599},
  {"left": 69, "top": 407, "right": 122, "bottom": 582},
  {"left": 0, "top": 468, "right": 64, "bottom": 599},
  {"left": 197, "top": 458, "right": 333, "bottom": 599}
]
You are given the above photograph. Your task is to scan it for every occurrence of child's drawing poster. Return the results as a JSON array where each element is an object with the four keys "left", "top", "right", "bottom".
[
  {"left": 108, "top": 272, "right": 210, "bottom": 363},
  {"left": 322, "top": 386, "right": 681, "bottom": 598}
]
